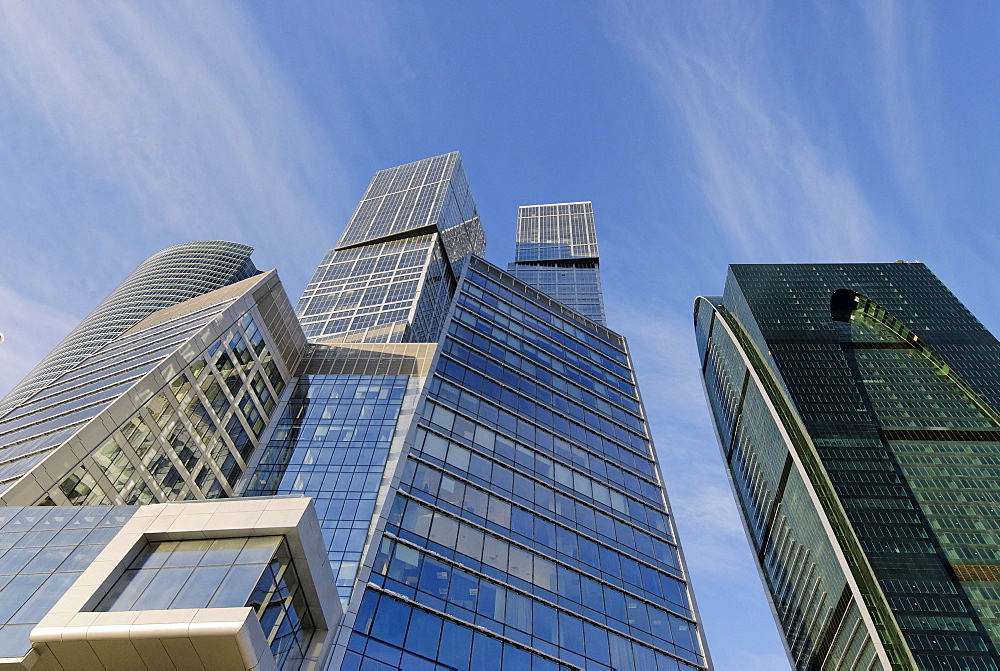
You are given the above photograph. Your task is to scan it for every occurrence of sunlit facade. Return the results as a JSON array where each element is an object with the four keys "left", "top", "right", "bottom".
[
  {"left": 296, "top": 152, "right": 484, "bottom": 344},
  {"left": 0, "top": 241, "right": 259, "bottom": 420},
  {"left": 0, "top": 153, "right": 707, "bottom": 670},
  {"left": 696, "top": 263, "right": 1000, "bottom": 670}
]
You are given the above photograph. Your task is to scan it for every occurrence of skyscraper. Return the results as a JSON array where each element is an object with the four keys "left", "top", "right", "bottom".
[
  {"left": 508, "top": 202, "right": 607, "bottom": 325},
  {"left": 0, "top": 241, "right": 278, "bottom": 506},
  {"left": 0, "top": 152, "right": 707, "bottom": 670},
  {"left": 255, "top": 154, "right": 707, "bottom": 670},
  {"left": 0, "top": 240, "right": 259, "bottom": 420},
  {"left": 296, "top": 152, "right": 484, "bottom": 344},
  {"left": 695, "top": 263, "right": 1000, "bottom": 670}
]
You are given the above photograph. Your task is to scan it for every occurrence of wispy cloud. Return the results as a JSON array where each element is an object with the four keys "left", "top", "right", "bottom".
[
  {"left": 0, "top": 287, "right": 78, "bottom": 394},
  {"left": 597, "top": 3, "right": 941, "bottom": 663},
  {"left": 0, "top": 1, "right": 373, "bottom": 395},
  {"left": 611, "top": 300, "right": 749, "bottom": 558},
  {"left": 857, "top": 1, "right": 939, "bottom": 227},
  {"left": 0, "top": 2, "right": 347, "bottom": 246},
  {"left": 604, "top": 1, "right": 895, "bottom": 263}
]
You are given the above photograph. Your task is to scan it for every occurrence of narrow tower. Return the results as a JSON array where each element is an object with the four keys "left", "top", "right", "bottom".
[{"left": 508, "top": 201, "right": 607, "bottom": 325}]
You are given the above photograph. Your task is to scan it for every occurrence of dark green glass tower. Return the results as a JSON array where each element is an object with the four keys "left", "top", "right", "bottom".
[{"left": 695, "top": 263, "right": 1000, "bottom": 670}]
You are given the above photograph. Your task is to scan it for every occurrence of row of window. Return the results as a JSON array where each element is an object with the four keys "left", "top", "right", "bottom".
[
  {"left": 433, "top": 360, "right": 658, "bottom": 498},
  {"left": 352, "top": 586, "right": 700, "bottom": 671},
  {"left": 423, "top": 390, "right": 663, "bottom": 519},
  {"left": 409, "top": 428, "right": 679, "bottom": 573},
  {"left": 0, "top": 296, "right": 241, "bottom": 472},
  {"left": 344, "top": 180, "right": 445, "bottom": 244},
  {"left": 298, "top": 234, "right": 433, "bottom": 338},
  {"left": 424, "top": 398, "right": 666, "bottom": 522},
  {"left": 369, "top": 535, "right": 701, "bottom": 667},
  {"left": 389, "top": 489, "right": 690, "bottom": 625},
  {"left": 466, "top": 266, "right": 626, "bottom": 363},
  {"left": 445, "top": 326, "right": 643, "bottom": 433},
  {"left": 0, "top": 507, "right": 135, "bottom": 658},
  {"left": 347, "top": 588, "right": 578, "bottom": 671},
  {"left": 310, "top": 233, "right": 430, "bottom": 273},
  {"left": 363, "top": 155, "right": 452, "bottom": 199},
  {"left": 456, "top": 293, "right": 632, "bottom": 399}
]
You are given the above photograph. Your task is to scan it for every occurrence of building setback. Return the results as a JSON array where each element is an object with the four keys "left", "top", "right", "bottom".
[
  {"left": 0, "top": 152, "right": 708, "bottom": 670},
  {"left": 695, "top": 263, "right": 1000, "bottom": 670}
]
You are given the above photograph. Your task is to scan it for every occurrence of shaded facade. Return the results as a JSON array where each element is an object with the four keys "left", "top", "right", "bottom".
[
  {"left": 695, "top": 263, "right": 1000, "bottom": 670},
  {"left": 508, "top": 202, "right": 607, "bottom": 326}
]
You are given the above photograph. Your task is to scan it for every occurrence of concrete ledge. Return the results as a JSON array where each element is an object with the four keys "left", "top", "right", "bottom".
[{"left": 25, "top": 498, "right": 340, "bottom": 671}]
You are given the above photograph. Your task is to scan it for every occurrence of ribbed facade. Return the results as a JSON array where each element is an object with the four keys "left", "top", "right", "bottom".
[{"left": 0, "top": 241, "right": 258, "bottom": 419}]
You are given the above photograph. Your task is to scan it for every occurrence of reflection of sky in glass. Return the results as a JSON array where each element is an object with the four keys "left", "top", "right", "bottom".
[
  {"left": 246, "top": 374, "right": 408, "bottom": 604},
  {"left": 0, "top": 506, "right": 136, "bottom": 659},
  {"left": 95, "top": 536, "right": 282, "bottom": 611},
  {"left": 347, "top": 260, "right": 704, "bottom": 670},
  {"left": 95, "top": 535, "right": 314, "bottom": 670}
]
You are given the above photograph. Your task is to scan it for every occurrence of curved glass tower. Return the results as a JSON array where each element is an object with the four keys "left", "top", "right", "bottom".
[
  {"left": 0, "top": 240, "right": 258, "bottom": 418},
  {"left": 696, "top": 263, "right": 1000, "bottom": 670}
]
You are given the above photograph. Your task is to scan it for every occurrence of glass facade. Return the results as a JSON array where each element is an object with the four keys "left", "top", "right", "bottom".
[
  {"left": 246, "top": 372, "right": 410, "bottom": 605},
  {"left": 45, "top": 311, "right": 287, "bottom": 506},
  {"left": 0, "top": 291, "right": 248, "bottom": 494},
  {"left": 0, "top": 267, "right": 303, "bottom": 515},
  {"left": 0, "top": 152, "right": 707, "bottom": 670},
  {"left": 252, "top": 158, "right": 705, "bottom": 669},
  {"left": 0, "top": 505, "right": 136, "bottom": 660},
  {"left": 335, "top": 257, "right": 706, "bottom": 670},
  {"left": 296, "top": 152, "right": 485, "bottom": 343},
  {"left": 696, "top": 262, "right": 1000, "bottom": 670},
  {"left": 508, "top": 202, "right": 607, "bottom": 325}
]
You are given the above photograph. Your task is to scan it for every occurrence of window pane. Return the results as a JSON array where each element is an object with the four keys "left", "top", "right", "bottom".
[
  {"left": 403, "top": 607, "right": 442, "bottom": 660},
  {"left": 215, "top": 563, "right": 271, "bottom": 608},
  {"left": 132, "top": 567, "right": 192, "bottom": 610},
  {"left": 200, "top": 538, "right": 248, "bottom": 566},
  {"left": 97, "top": 568, "right": 155, "bottom": 612},
  {"left": 171, "top": 565, "right": 230, "bottom": 608},
  {"left": 162, "top": 539, "right": 212, "bottom": 568},
  {"left": 236, "top": 536, "right": 281, "bottom": 565}
]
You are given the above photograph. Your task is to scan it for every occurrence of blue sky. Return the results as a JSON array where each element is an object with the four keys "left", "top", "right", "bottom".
[{"left": 2, "top": 2, "right": 999, "bottom": 668}]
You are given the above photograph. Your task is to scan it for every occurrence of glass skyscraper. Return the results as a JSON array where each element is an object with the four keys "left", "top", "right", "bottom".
[
  {"left": 696, "top": 263, "right": 1000, "bottom": 670},
  {"left": 508, "top": 202, "right": 607, "bottom": 326},
  {"left": 296, "top": 152, "right": 484, "bottom": 344},
  {"left": 0, "top": 152, "right": 707, "bottom": 670}
]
